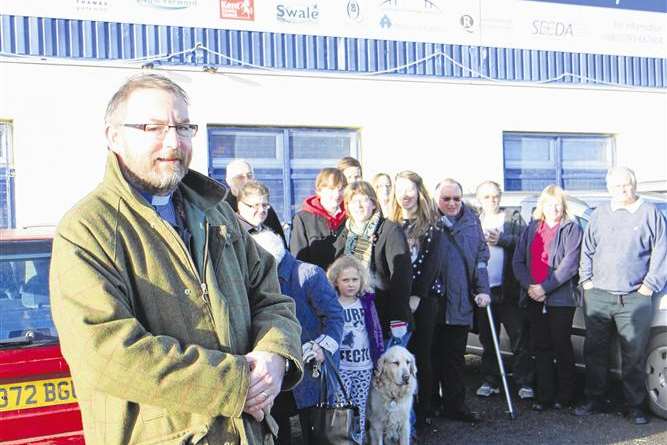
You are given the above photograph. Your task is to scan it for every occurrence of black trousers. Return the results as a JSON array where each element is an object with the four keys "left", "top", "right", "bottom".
[
  {"left": 478, "top": 286, "right": 535, "bottom": 388},
  {"left": 526, "top": 300, "right": 576, "bottom": 405},
  {"left": 432, "top": 323, "right": 470, "bottom": 412},
  {"left": 407, "top": 297, "right": 439, "bottom": 418},
  {"left": 583, "top": 288, "right": 653, "bottom": 407}
]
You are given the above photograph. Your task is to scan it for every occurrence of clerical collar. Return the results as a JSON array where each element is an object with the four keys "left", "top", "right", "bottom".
[{"left": 138, "top": 190, "right": 172, "bottom": 207}]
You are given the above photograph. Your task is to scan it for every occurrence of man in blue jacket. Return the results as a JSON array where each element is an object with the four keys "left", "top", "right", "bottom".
[
  {"left": 577, "top": 167, "right": 667, "bottom": 424},
  {"left": 432, "top": 178, "right": 491, "bottom": 423}
]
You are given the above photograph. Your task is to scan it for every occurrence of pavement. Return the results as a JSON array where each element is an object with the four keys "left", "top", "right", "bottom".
[
  {"left": 417, "top": 355, "right": 667, "bottom": 445},
  {"left": 289, "top": 354, "right": 667, "bottom": 444}
]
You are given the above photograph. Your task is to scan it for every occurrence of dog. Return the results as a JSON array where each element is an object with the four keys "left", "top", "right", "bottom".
[{"left": 367, "top": 345, "right": 417, "bottom": 445}]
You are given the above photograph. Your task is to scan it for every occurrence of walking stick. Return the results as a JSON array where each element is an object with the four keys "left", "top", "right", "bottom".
[{"left": 486, "top": 303, "right": 518, "bottom": 419}]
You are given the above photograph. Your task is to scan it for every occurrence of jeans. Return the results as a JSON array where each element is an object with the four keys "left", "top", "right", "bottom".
[
  {"left": 478, "top": 286, "right": 535, "bottom": 388},
  {"left": 526, "top": 300, "right": 576, "bottom": 405},
  {"left": 583, "top": 288, "right": 653, "bottom": 407}
]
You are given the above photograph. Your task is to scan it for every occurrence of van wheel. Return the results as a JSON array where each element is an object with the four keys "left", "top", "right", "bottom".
[{"left": 646, "top": 332, "right": 667, "bottom": 419}]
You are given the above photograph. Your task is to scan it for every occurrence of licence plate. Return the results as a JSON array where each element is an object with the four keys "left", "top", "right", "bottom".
[{"left": 0, "top": 377, "right": 77, "bottom": 412}]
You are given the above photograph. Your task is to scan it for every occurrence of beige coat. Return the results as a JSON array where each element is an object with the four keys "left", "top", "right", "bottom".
[{"left": 50, "top": 153, "right": 303, "bottom": 445}]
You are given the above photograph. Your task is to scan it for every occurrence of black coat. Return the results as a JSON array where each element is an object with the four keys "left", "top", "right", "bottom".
[
  {"left": 339, "top": 218, "right": 414, "bottom": 335},
  {"left": 497, "top": 207, "right": 525, "bottom": 301},
  {"left": 290, "top": 210, "right": 346, "bottom": 271},
  {"left": 225, "top": 192, "right": 287, "bottom": 246}
]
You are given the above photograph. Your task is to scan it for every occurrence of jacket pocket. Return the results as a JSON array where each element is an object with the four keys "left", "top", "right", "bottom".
[
  {"left": 140, "top": 404, "right": 165, "bottom": 422},
  {"left": 136, "top": 428, "right": 194, "bottom": 445}
]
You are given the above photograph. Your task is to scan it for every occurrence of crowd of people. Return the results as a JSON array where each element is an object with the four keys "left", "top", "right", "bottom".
[
  {"left": 50, "top": 74, "right": 666, "bottom": 445},
  {"left": 228, "top": 149, "right": 666, "bottom": 443},
  {"left": 227, "top": 150, "right": 667, "bottom": 439}
]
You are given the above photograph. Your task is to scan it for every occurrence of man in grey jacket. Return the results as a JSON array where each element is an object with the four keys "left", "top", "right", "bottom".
[{"left": 576, "top": 167, "right": 667, "bottom": 424}]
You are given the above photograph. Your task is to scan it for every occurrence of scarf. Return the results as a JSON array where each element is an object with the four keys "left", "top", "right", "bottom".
[
  {"left": 302, "top": 195, "right": 347, "bottom": 230},
  {"left": 344, "top": 212, "right": 381, "bottom": 269}
]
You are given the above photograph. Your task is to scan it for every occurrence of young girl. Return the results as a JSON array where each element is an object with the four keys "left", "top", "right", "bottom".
[{"left": 327, "top": 256, "right": 384, "bottom": 444}]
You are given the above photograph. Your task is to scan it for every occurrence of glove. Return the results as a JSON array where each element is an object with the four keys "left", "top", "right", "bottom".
[
  {"left": 390, "top": 320, "right": 408, "bottom": 340},
  {"left": 302, "top": 341, "right": 317, "bottom": 364}
]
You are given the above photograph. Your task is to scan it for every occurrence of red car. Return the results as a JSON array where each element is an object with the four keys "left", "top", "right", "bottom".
[{"left": 0, "top": 228, "right": 84, "bottom": 444}]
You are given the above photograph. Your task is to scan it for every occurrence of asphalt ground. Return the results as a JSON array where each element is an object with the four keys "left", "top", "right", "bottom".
[
  {"left": 290, "top": 354, "right": 667, "bottom": 444},
  {"left": 417, "top": 355, "right": 667, "bottom": 445}
]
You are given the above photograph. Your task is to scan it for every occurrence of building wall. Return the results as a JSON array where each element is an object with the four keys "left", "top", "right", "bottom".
[{"left": 1, "top": 60, "right": 665, "bottom": 227}]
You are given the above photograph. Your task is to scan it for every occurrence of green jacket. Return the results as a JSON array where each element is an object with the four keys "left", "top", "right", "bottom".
[{"left": 50, "top": 153, "right": 303, "bottom": 445}]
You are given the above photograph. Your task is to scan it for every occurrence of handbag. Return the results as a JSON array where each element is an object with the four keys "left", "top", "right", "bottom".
[{"left": 306, "top": 351, "right": 362, "bottom": 445}]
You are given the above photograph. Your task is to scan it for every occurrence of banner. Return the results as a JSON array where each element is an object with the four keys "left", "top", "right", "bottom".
[{"left": 1, "top": 0, "right": 665, "bottom": 58}]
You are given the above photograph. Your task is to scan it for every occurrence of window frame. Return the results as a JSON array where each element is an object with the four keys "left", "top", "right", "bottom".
[
  {"left": 0, "top": 122, "right": 15, "bottom": 229},
  {"left": 503, "top": 132, "right": 615, "bottom": 192},
  {"left": 207, "top": 125, "right": 360, "bottom": 224}
]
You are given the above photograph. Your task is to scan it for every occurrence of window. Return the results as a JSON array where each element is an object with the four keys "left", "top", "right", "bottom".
[
  {"left": 503, "top": 133, "right": 614, "bottom": 192},
  {"left": 0, "top": 123, "right": 15, "bottom": 229},
  {"left": 0, "top": 238, "right": 57, "bottom": 342},
  {"left": 207, "top": 126, "right": 360, "bottom": 225}
]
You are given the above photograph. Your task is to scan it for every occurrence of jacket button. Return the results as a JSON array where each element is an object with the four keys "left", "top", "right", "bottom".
[{"left": 184, "top": 289, "right": 192, "bottom": 295}]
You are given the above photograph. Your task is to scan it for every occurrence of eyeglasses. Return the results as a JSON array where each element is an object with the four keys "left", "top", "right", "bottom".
[
  {"left": 441, "top": 196, "right": 462, "bottom": 202},
  {"left": 123, "top": 123, "right": 199, "bottom": 138},
  {"left": 240, "top": 201, "right": 271, "bottom": 211}
]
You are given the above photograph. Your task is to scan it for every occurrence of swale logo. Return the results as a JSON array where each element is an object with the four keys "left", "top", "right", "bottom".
[{"left": 276, "top": 3, "right": 320, "bottom": 24}]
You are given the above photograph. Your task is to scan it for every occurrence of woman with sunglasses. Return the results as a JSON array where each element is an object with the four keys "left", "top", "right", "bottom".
[{"left": 389, "top": 170, "right": 444, "bottom": 431}]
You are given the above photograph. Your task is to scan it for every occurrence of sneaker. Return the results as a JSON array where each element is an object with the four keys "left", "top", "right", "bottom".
[
  {"left": 476, "top": 382, "right": 500, "bottom": 397},
  {"left": 518, "top": 386, "right": 534, "bottom": 399},
  {"left": 626, "top": 407, "right": 650, "bottom": 425}
]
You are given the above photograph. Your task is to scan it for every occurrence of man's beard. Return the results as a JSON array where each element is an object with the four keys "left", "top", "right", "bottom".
[{"left": 119, "top": 160, "right": 187, "bottom": 196}]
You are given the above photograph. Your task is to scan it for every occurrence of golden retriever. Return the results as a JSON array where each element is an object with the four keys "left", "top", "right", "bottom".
[{"left": 366, "top": 346, "right": 417, "bottom": 445}]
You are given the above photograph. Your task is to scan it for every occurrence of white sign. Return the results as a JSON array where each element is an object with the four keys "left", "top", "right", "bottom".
[{"left": 1, "top": 0, "right": 665, "bottom": 58}]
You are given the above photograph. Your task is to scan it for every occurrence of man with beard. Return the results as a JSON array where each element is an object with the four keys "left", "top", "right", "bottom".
[{"left": 49, "top": 74, "right": 303, "bottom": 445}]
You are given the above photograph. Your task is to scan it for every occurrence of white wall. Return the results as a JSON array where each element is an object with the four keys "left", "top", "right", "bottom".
[{"left": 1, "top": 60, "right": 665, "bottom": 227}]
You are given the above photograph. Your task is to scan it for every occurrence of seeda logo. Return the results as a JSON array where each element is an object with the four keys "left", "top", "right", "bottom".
[
  {"left": 276, "top": 3, "right": 320, "bottom": 24},
  {"left": 220, "top": 0, "right": 254, "bottom": 20},
  {"left": 532, "top": 20, "right": 574, "bottom": 37}
]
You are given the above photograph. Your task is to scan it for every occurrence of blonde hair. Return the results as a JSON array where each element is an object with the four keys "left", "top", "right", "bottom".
[
  {"left": 343, "top": 181, "right": 379, "bottom": 222},
  {"left": 389, "top": 170, "right": 436, "bottom": 240},
  {"left": 533, "top": 185, "right": 571, "bottom": 221},
  {"left": 327, "top": 256, "right": 371, "bottom": 295},
  {"left": 315, "top": 168, "right": 347, "bottom": 191}
]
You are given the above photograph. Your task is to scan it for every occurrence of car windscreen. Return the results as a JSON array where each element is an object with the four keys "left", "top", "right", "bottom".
[{"left": 0, "top": 240, "right": 58, "bottom": 344}]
